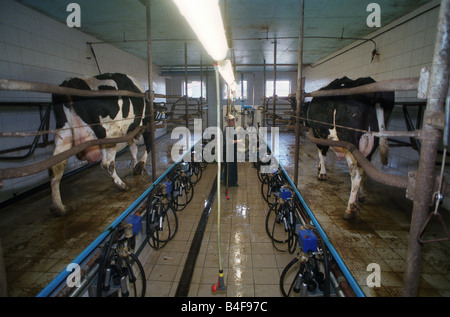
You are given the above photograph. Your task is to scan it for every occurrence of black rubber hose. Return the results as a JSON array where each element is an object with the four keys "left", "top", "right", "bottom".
[
  {"left": 280, "top": 257, "right": 305, "bottom": 297},
  {"left": 96, "top": 227, "right": 120, "bottom": 297},
  {"left": 125, "top": 252, "right": 146, "bottom": 297}
]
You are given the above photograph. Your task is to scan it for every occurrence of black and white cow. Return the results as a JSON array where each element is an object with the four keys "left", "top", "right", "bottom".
[
  {"left": 298, "top": 76, "right": 395, "bottom": 220},
  {"left": 49, "top": 73, "right": 152, "bottom": 216}
]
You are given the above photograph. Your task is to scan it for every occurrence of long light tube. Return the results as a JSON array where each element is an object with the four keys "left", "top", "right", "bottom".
[
  {"left": 217, "top": 59, "right": 236, "bottom": 91},
  {"left": 173, "top": 0, "right": 229, "bottom": 61}
]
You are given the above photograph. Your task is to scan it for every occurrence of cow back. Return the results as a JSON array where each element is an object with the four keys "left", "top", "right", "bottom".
[
  {"left": 307, "top": 76, "right": 394, "bottom": 160},
  {"left": 52, "top": 73, "right": 147, "bottom": 139}
]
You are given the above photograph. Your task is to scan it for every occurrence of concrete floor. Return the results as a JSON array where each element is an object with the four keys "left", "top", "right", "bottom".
[{"left": 0, "top": 131, "right": 449, "bottom": 297}]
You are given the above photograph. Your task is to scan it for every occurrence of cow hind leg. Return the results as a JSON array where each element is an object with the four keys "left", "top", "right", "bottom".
[
  {"left": 129, "top": 140, "right": 138, "bottom": 167},
  {"left": 133, "top": 150, "right": 148, "bottom": 176},
  {"left": 129, "top": 139, "right": 147, "bottom": 176},
  {"left": 317, "top": 148, "right": 327, "bottom": 180},
  {"left": 358, "top": 174, "right": 366, "bottom": 203},
  {"left": 49, "top": 129, "right": 73, "bottom": 216},
  {"left": 134, "top": 130, "right": 152, "bottom": 176},
  {"left": 342, "top": 152, "right": 363, "bottom": 220},
  {"left": 49, "top": 159, "right": 70, "bottom": 216},
  {"left": 101, "top": 146, "right": 128, "bottom": 191},
  {"left": 128, "top": 140, "right": 142, "bottom": 175}
]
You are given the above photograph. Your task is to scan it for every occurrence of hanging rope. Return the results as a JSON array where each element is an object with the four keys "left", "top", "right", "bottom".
[
  {"left": 417, "top": 146, "right": 450, "bottom": 244},
  {"left": 88, "top": 43, "right": 102, "bottom": 75}
]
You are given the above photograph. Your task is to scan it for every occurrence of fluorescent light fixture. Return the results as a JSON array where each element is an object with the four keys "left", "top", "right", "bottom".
[
  {"left": 173, "top": 0, "right": 229, "bottom": 61},
  {"left": 217, "top": 59, "right": 236, "bottom": 91}
]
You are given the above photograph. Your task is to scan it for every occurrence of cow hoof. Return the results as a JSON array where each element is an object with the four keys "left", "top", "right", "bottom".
[
  {"left": 317, "top": 174, "right": 327, "bottom": 181},
  {"left": 350, "top": 202, "right": 360, "bottom": 212},
  {"left": 342, "top": 210, "right": 358, "bottom": 220},
  {"left": 50, "top": 204, "right": 71, "bottom": 217},
  {"left": 133, "top": 161, "right": 147, "bottom": 176},
  {"left": 116, "top": 183, "right": 129, "bottom": 191}
]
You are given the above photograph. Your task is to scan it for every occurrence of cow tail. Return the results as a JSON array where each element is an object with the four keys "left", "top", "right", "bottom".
[
  {"left": 376, "top": 103, "right": 389, "bottom": 166},
  {"left": 379, "top": 136, "right": 389, "bottom": 166}
]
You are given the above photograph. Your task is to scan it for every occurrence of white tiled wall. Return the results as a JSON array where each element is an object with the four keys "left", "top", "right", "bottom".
[
  {"left": 303, "top": 0, "right": 439, "bottom": 95},
  {"left": 0, "top": 0, "right": 166, "bottom": 203},
  {"left": 301, "top": 0, "right": 448, "bottom": 208},
  {"left": 302, "top": 0, "right": 440, "bottom": 172}
]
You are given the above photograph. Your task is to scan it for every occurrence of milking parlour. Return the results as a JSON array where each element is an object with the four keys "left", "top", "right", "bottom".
[{"left": 0, "top": 0, "right": 449, "bottom": 307}]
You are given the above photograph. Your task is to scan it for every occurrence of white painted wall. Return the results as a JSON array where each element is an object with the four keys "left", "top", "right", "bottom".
[
  {"left": 165, "top": 70, "right": 297, "bottom": 128},
  {"left": 301, "top": 0, "right": 448, "bottom": 208},
  {"left": 0, "top": 0, "right": 166, "bottom": 203}
]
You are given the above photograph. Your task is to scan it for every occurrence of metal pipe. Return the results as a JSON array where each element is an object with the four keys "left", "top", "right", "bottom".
[
  {"left": 331, "top": 263, "right": 354, "bottom": 297},
  {"left": 241, "top": 73, "right": 244, "bottom": 107},
  {"left": 272, "top": 40, "right": 277, "bottom": 128},
  {"left": 402, "top": 0, "right": 450, "bottom": 297},
  {"left": 0, "top": 79, "right": 176, "bottom": 101},
  {"left": 145, "top": 0, "right": 157, "bottom": 182},
  {"left": 0, "top": 104, "right": 52, "bottom": 160},
  {"left": 184, "top": 42, "right": 189, "bottom": 129},
  {"left": 305, "top": 78, "right": 419, "bottom": 98},
  {"left": 160, "top": 63, "right": 296, "bottom": 69},
  {"left": 263, "top": 59, "right": 266, "bottom": 127},
  {"left": 214, "top": 65, "right": 224, "bottom": 277},
  {"left": 252, "top": 73, "right": 255, "bottom": 107},
  {"left": 294, "top": 0, "right": 304, "bottom": 187},
  {"left": 206, "top": 69, "right": 209, "bottom": 127},
  {"left": 307, "top": 129, "right": 409, "bottom": 189},
  {"left": 0, "top": 239, "right": 7, "bottom": 296},
  {"left": 0, "top": 127, "right": 146, "bottom": 185},
  {"left": 329, "top": 271, "right": 345, "bottom": 297},
  {"left": 0, "top": 78, "right": 146, "bottom": 98},
  {"left": 200, "top": 57, "right": 204, "bottom": 130},
  {"left": 65, "top": 250, "right": 101, "bottom": 297}
]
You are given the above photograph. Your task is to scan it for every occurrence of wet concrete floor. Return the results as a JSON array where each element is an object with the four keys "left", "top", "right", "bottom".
[{"left": 0, "top": 131, "right": 449, "bottom": 297}]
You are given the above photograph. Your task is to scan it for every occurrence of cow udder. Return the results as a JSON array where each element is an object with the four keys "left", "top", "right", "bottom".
[
  {"left": 76, "top": 145, "right": 102, "bottom": 163},
  {"left": 358, "top": 133, "right": 375, "bottom": 157}
]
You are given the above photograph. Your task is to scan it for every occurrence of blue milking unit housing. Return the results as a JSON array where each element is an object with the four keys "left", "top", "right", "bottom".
[
  {"left": 164, "top": 181, "right": 173, "bottom": 195},
  {"left": 37, "top": 138, "right": 204, "bottom": 297},
  {"left": 298, "top": 229, "right": 318, "bottom": 253},
  {"left": 257, "top": 131, "right": 365, "bottom": 298},
  {"left": 125, "top": 214, "right": 142, "bottom": 237},
  {"left": 280, "top": 186, "right": 292, "bottom": 200}
]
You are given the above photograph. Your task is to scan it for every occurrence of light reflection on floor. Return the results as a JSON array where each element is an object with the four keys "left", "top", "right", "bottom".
[{"left": 0, "top": 131, "right": 449, "bottom": 297}]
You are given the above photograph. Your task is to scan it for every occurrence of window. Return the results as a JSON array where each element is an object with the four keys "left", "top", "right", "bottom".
[
  {"left": 182, "top": 80, "right": 206, "bottom": 98},
  {"left": 265, "top": 80, "right": 290, "bottom": 97},
  {"left": 223, "top": 81, "right": 247, "bottom": 100}
]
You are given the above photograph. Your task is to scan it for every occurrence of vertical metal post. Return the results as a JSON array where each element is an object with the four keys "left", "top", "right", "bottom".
[
  {"left": 293, "top": 0, "right": 304, "bottom": 187},
  {"left": 272, "top": 40, "right": 277, "bottom": 128},
  {"left": 145, "top": 0, "right": 157, "bottom": 181},
  {"left": 185, "top": 42, "right": 189, "bottom": 129},
  {"left": 252, "top": 73, "right": 255, "bottom": 107},
  {"left": 206, "top": 69, "right": 209, "bottom": 127},
  {"left": 0, "top": 239, "right": 7, "bottom": 296},
  {"left": 214, "top": 65, "right": 224, "bottom": 277},
  {"left": 402, "top": 0, "right": 450, "bottom": 297},
  {"left": 241, "top": 73, "right": 244, "bottom": 107},
  {"left": 263, "top": 59, "right": 266, "bottom": 127},
  {"left": 200, "top": 57, "right": 204, "bottom": 130}
]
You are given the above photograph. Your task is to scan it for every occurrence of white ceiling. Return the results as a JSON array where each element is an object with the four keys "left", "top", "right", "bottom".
[{"left": 15, "top": 0, "right": 434, "bottom": 73}]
